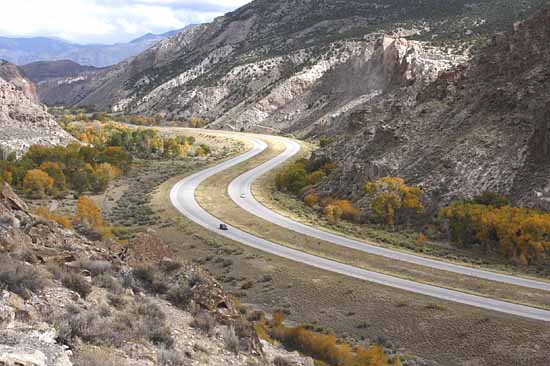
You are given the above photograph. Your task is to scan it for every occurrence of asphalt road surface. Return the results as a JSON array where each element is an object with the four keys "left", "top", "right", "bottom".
[
  {"left": 228, "top": 136, "right": 550, "bottom": 292},
  {"left": 170, "top": 133, "right": 550, "bottom": 321}
]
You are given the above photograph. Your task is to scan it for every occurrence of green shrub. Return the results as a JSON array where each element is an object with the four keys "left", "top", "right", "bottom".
[
  {"left": 167, "top": 284, "right": 193, "bottom": 309},
  {"left": 190, "top": 311, "right": 216, "bottom": 335},
  {"left": 62, "top": 272, "right": 92, "bottom": 299},
  {"left": 158, "top": 349, "right": 188, "bottom": 366},
  {"left": 0, "top": 255, "right": 50, "bottom": 299}
]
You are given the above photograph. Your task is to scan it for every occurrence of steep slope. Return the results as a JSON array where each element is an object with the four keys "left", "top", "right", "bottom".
[
  {"left": 0, "top": 61, "right": 75, "bottom": 158},
  {"left": 38, "top": 0, "right": 548, "bottom": 117},
  {"left": 0, "top": 30, "right": 182, "bottom": 67},
  {"left": 0, "top": 183, "right": 312, "bottom": 366},
  {"left": 316, "top": 8, "right": 550, "bottom": 209},
  {"left": 0, "top": 59, "right": 38, "bottom": 102}
]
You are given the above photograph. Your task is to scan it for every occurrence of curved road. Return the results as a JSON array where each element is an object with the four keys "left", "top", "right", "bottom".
[
  {"left": 229, "top": 136, "right": 550, "bottom": 292},
  {"left": 170, "top": 133, "right": 550, "bottom": 321}
]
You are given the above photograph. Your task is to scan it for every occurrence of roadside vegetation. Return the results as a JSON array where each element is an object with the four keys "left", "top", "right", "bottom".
[
  {"left": 0, "top": 113, "right": 212, "bottom": 239},
  {"left": 275, "top": 156, "right": 550, "bottom": 269},
  {"left": 254, "top": 311, "right": 397, "bottom": 366}
]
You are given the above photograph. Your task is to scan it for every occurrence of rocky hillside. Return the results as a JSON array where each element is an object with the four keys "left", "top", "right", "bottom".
[
  {"left": 37, "top": 0, "right": 547, "bottom": 122},
  {"left": 0, "top": 182, "right": 313, "bottom": 366},
  {"left": 20, "top": 60, "right": 101, "bottom": 84},
  {"left": 316, "top": 8, "right": 550, "bottom": 209},
  {"left": 0, "top": 61, "right": 75, "bottom": 158},
  {"left": 0, "top": 60, "right": 38, "bottom": 102},
  {"left": 29, "top": 1, "right": 550, "bottom": 209}
]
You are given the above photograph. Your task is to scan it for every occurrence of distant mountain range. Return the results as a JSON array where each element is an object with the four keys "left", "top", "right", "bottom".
[{"left": 0, "top": 29, "right": 183, "bottom": 67}]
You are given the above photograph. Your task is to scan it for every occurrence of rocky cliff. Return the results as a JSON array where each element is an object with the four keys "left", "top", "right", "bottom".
[
  {"left": 316, "top": 8, "right": 550, "bottom": 209},
  {"left": 28, "top": 1, "right": 550, "bottom": 209},
  {"left": 0, "top": 61, "right": 75, "bottom": 158},
  {"left": 36, "top": 0, "right": 547, "bottom": 124},
  {"left": 0, "top": 183, "right": 313, "bottom": 366},
  {"left": 0, "top": 60, "right": 38, "bottom": 102}
]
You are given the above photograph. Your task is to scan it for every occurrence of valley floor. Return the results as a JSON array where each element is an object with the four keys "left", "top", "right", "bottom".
[
  {"left": 26, "top": 126, "right": 548, "bottom": 365},
  {"left": 146, "top": 129, "right": 550, "bottom": 366}
]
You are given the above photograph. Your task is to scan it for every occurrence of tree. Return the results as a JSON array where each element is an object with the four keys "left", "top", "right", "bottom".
[
  {"left": 74, "top": 196, "right": 111, "bottom": 238},
  {"left": 195, "top": 146, "right": 207, "bottom": 157},
  {"left": 35, "top": 207, "right": 72, "bottom": 229},
  {"left": 23, "top": 169, "right": 54, "bottom": 198},
  {"left": 439, "top": 202, "right": 550, "bottom": 265},
  {"left": 163, "top": 139, "right": 186, "bottom": 159},
  {"left": 472, "top": 191, "right": 510, "bottom": 207},
  {"left": 306, "top": 170, "right": 326, "bottom": 186},
  {"left": 191, "top": 117, "right": 207, "bottom": 128},
  {"left": 324, "top": 204, "right": 343, "bottom": 224},
  {"left": 1, "top": 170, "right": 13, "bottom": 185},
  {"left": 304, "top": 192, "right": 319, "bottom": 207},
  {"left": 331, "top": 200, "right": 360, "bottom": 222},
  {"left": 40, "top": 162, "right": 67, "bottom": 195},
  {"left": 100, "top": 147, "right": 132, "bottom": 172},
  {"left": 365, "top": 177, "right": 425, "bottom": 225},
  {"left": 90, "top": 163, "right": 120, "bottom": 193}
]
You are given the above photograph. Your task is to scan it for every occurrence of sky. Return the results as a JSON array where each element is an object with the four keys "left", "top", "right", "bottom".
[{"left": 0, "top": 0, "right": 251, "bottom": 44}]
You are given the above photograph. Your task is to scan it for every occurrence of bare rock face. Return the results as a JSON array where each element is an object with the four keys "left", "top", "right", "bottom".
[
  {"left": 35, "top": 0, "right": 545, "bottom": 126},
  {"left": 318, "top": 8, "right": 550, "bottom": 209},
  {"left": 0, "top": 60, "right": 38, "bottom": 102},
  {"left": 0, "top": 62, "right": 76, "bottom": 158},
  {"left": 0, "top": 327, "right": 72, "bottom": 366}
]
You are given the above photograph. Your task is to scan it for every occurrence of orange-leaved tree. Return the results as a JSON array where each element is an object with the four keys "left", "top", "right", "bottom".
[
  {"left": 440, "top": 202, "right": 550, "bottom": 265},
  {"left": 268, "top": 311, "right": 391, "bottom": 366},
  {"left": 365, "top": 177, "right": 424, "bottom": 225},
  {"left": 39, "top": 162, "right": 67, "bottom": 195},
  {"left": 74, "top": 196, "right": 111, "bottom": 238},
  {"left": 304, "top": 192, "right": 319, "bottom": 207},
  {"left": 35, "top": 207, "right": 72, "bottom": 229},
  {"left": 23, "top": 169, "right": 54, "bottom": 198}
]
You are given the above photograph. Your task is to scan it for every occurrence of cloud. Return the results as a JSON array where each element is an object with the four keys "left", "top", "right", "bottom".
[{"left": 0, "top": 0, "right": 251, "bottom": 44}]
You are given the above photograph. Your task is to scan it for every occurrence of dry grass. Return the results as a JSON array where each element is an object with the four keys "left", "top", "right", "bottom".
[
  {"left": 149, "top": 130, "right": 550, "bottom": 366},
  {"left": 191, "top": 136, "right": 550, "bottom": 310}
]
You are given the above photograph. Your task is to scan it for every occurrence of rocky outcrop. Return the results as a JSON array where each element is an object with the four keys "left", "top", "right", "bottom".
[
  {"left": 0, "top": 183, "right": 312, "bottom": 365},
  {"left": 317, "top": 8, "right": 550, "bottom": 209},
  {"left": 36, "top": 0, "right": 546, "bottom": 126},
  {"left": 0, "top": 60, "right": 38, "bottom": 102},
  {"left": 0, "top": 62, "right": 76, "bottom": 158}
]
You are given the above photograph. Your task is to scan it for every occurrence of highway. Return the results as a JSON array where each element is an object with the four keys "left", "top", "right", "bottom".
[
  {"left": 170, "top": 133, "right": 550, "bottom": 321},
  {"left": 228, "top": 136, "right": 550, "bottom": 292}
]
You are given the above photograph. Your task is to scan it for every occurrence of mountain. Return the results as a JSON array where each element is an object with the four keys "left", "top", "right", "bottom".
[
  {"left": 30, "top": 0, "right": 550, "bottom": 208},
  {"left": 36, "top": 0, "right": 548, "bottom": 114},
  {"left": 0, "top": 29, "right": 184, "bottom": 67},
  {"left": 315, "top": 7, "right": 550, "bottom": 209},
  {"left": 129, "top": 29, "right": 185, "bottom": 44},
  {"left": 20, "top": 60, "right": 101, "bottom": 83},
  {"left": 0, "top": 60, "right": 75, "bottom": 158}
]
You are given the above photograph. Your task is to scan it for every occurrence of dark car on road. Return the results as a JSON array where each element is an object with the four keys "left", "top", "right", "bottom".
[{"left": 219, "top": 223, "right": 228, "bottom": 231}]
